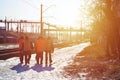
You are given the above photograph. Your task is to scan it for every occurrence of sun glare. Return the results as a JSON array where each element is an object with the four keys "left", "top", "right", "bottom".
[
  {"left": 59, "top": 1, "right": 82, "bottom": 27},
  {"left": 44, "top": 0, "right": 84, "bottom": 28}
]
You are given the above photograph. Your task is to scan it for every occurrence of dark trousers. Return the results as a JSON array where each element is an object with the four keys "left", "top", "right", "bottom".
[
  {"left": 19, "top": 50, "right": 24, "bottom": 63},
  {"left": 45, "top": 50, "right": 52, "bottom": 66},
  {"left": 36, "top": 52, "right": 43, "bottom": 65},
  {"left": 19, "top": 50, "right": 31, "bottom": 64},
  {"left": 24, "top": 51, "right": 31, "bottom": 64}
]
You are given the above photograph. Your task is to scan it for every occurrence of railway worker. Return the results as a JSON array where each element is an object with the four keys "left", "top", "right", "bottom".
[
  {"left": 45, "top": 36, "right": 54, "bottom": 66},
  {"left": 23, "top": 36, "right": 32, "bottom": 65},
  {"left": 35, "top": 35, "right": 46, "bottom": 65},
  {"left": 18, "top": 36, "right": 24, "bottom": 64}
]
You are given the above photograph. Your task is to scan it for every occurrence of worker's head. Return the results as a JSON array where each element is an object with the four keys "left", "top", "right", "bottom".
[
  {"left": 25, "top": 35, "right": 28, "bottom": 40},
  {"left": 38, "top": 35, "right": 43, "bottom": 39},
  {"left": 48, "top": 36, "right": 51, "bottom": 39},
  {"left": 20, "top": 36, "right": 24, "bottom": 39}
]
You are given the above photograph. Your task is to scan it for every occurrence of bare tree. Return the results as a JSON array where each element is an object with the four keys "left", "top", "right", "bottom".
[{"left": 88, "top": 0, "right": 120, "bottom": 59}]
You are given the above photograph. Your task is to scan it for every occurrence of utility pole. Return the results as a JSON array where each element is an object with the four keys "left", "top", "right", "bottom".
[
  {"left": 40, "top": 4, "right": 55, "bottom": 35},
  {"left": 40, "top": 4, "right": 43, "bottom": 35}
]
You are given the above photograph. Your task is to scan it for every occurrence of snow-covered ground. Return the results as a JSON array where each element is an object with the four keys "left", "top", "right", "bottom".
[{"left": 0, "top": 42, "right": 90, "bottom": 80}]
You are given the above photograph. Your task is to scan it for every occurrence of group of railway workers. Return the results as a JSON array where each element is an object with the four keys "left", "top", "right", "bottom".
[{"left": 18, "top": 35, "right": 54, "bottom": 66}]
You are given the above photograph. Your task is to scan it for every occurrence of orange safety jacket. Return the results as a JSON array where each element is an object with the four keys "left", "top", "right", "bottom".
[
  {"left": 24, "top": 39, "right": 32, "bottom": 51},
  {"left": 35, "top": 38, "right": 46, "bottom": 53},
  {"left": 46, "top": 39, "right": 54, "bottom": 51},
  {"left": 18, "top": 38, "right": 24, "bottom": 50}
]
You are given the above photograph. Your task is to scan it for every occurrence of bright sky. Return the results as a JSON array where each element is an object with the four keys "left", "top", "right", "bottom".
[{"left": 0, "top": 0, "right": 85, "bottom": 27}]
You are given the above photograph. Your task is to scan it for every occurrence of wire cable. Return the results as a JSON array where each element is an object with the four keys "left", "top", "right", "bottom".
[{"left": 20, "top": 0, "right": 39, "bottom": 10}]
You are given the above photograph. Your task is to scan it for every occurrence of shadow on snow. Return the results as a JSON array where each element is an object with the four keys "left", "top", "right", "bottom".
[
  {"left": 31, "top": 64, "right": 55, "bottom": 72},
  {"left": 11, "top": 63, "right": 55, "bottom": 73},
  {"left": 11, "top": 63, "right": 30, "bottom": 73}
]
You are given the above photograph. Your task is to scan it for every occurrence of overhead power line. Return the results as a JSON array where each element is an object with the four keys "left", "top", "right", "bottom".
[{"left": 20, "top": 0, "right": 39, "bottom": 10}]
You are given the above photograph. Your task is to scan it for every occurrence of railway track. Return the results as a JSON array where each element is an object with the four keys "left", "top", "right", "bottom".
[
  {"left": 0, "top": 48, "right": 19, "bottom": 54},
  {"left": 0, "top": 42, "right": 77, "bottom": 60},
  {"left": 0, "top": 48, "right": 20, "bottom": 60}
]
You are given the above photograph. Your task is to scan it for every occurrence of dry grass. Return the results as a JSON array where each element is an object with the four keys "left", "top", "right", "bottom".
[{"left": 63, "top": 44, "right": 120, "bottom": 80}]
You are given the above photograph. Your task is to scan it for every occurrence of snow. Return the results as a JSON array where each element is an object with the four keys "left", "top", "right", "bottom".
[{"left": 0, "top": 42, "right": 90, "bottom": 80}]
